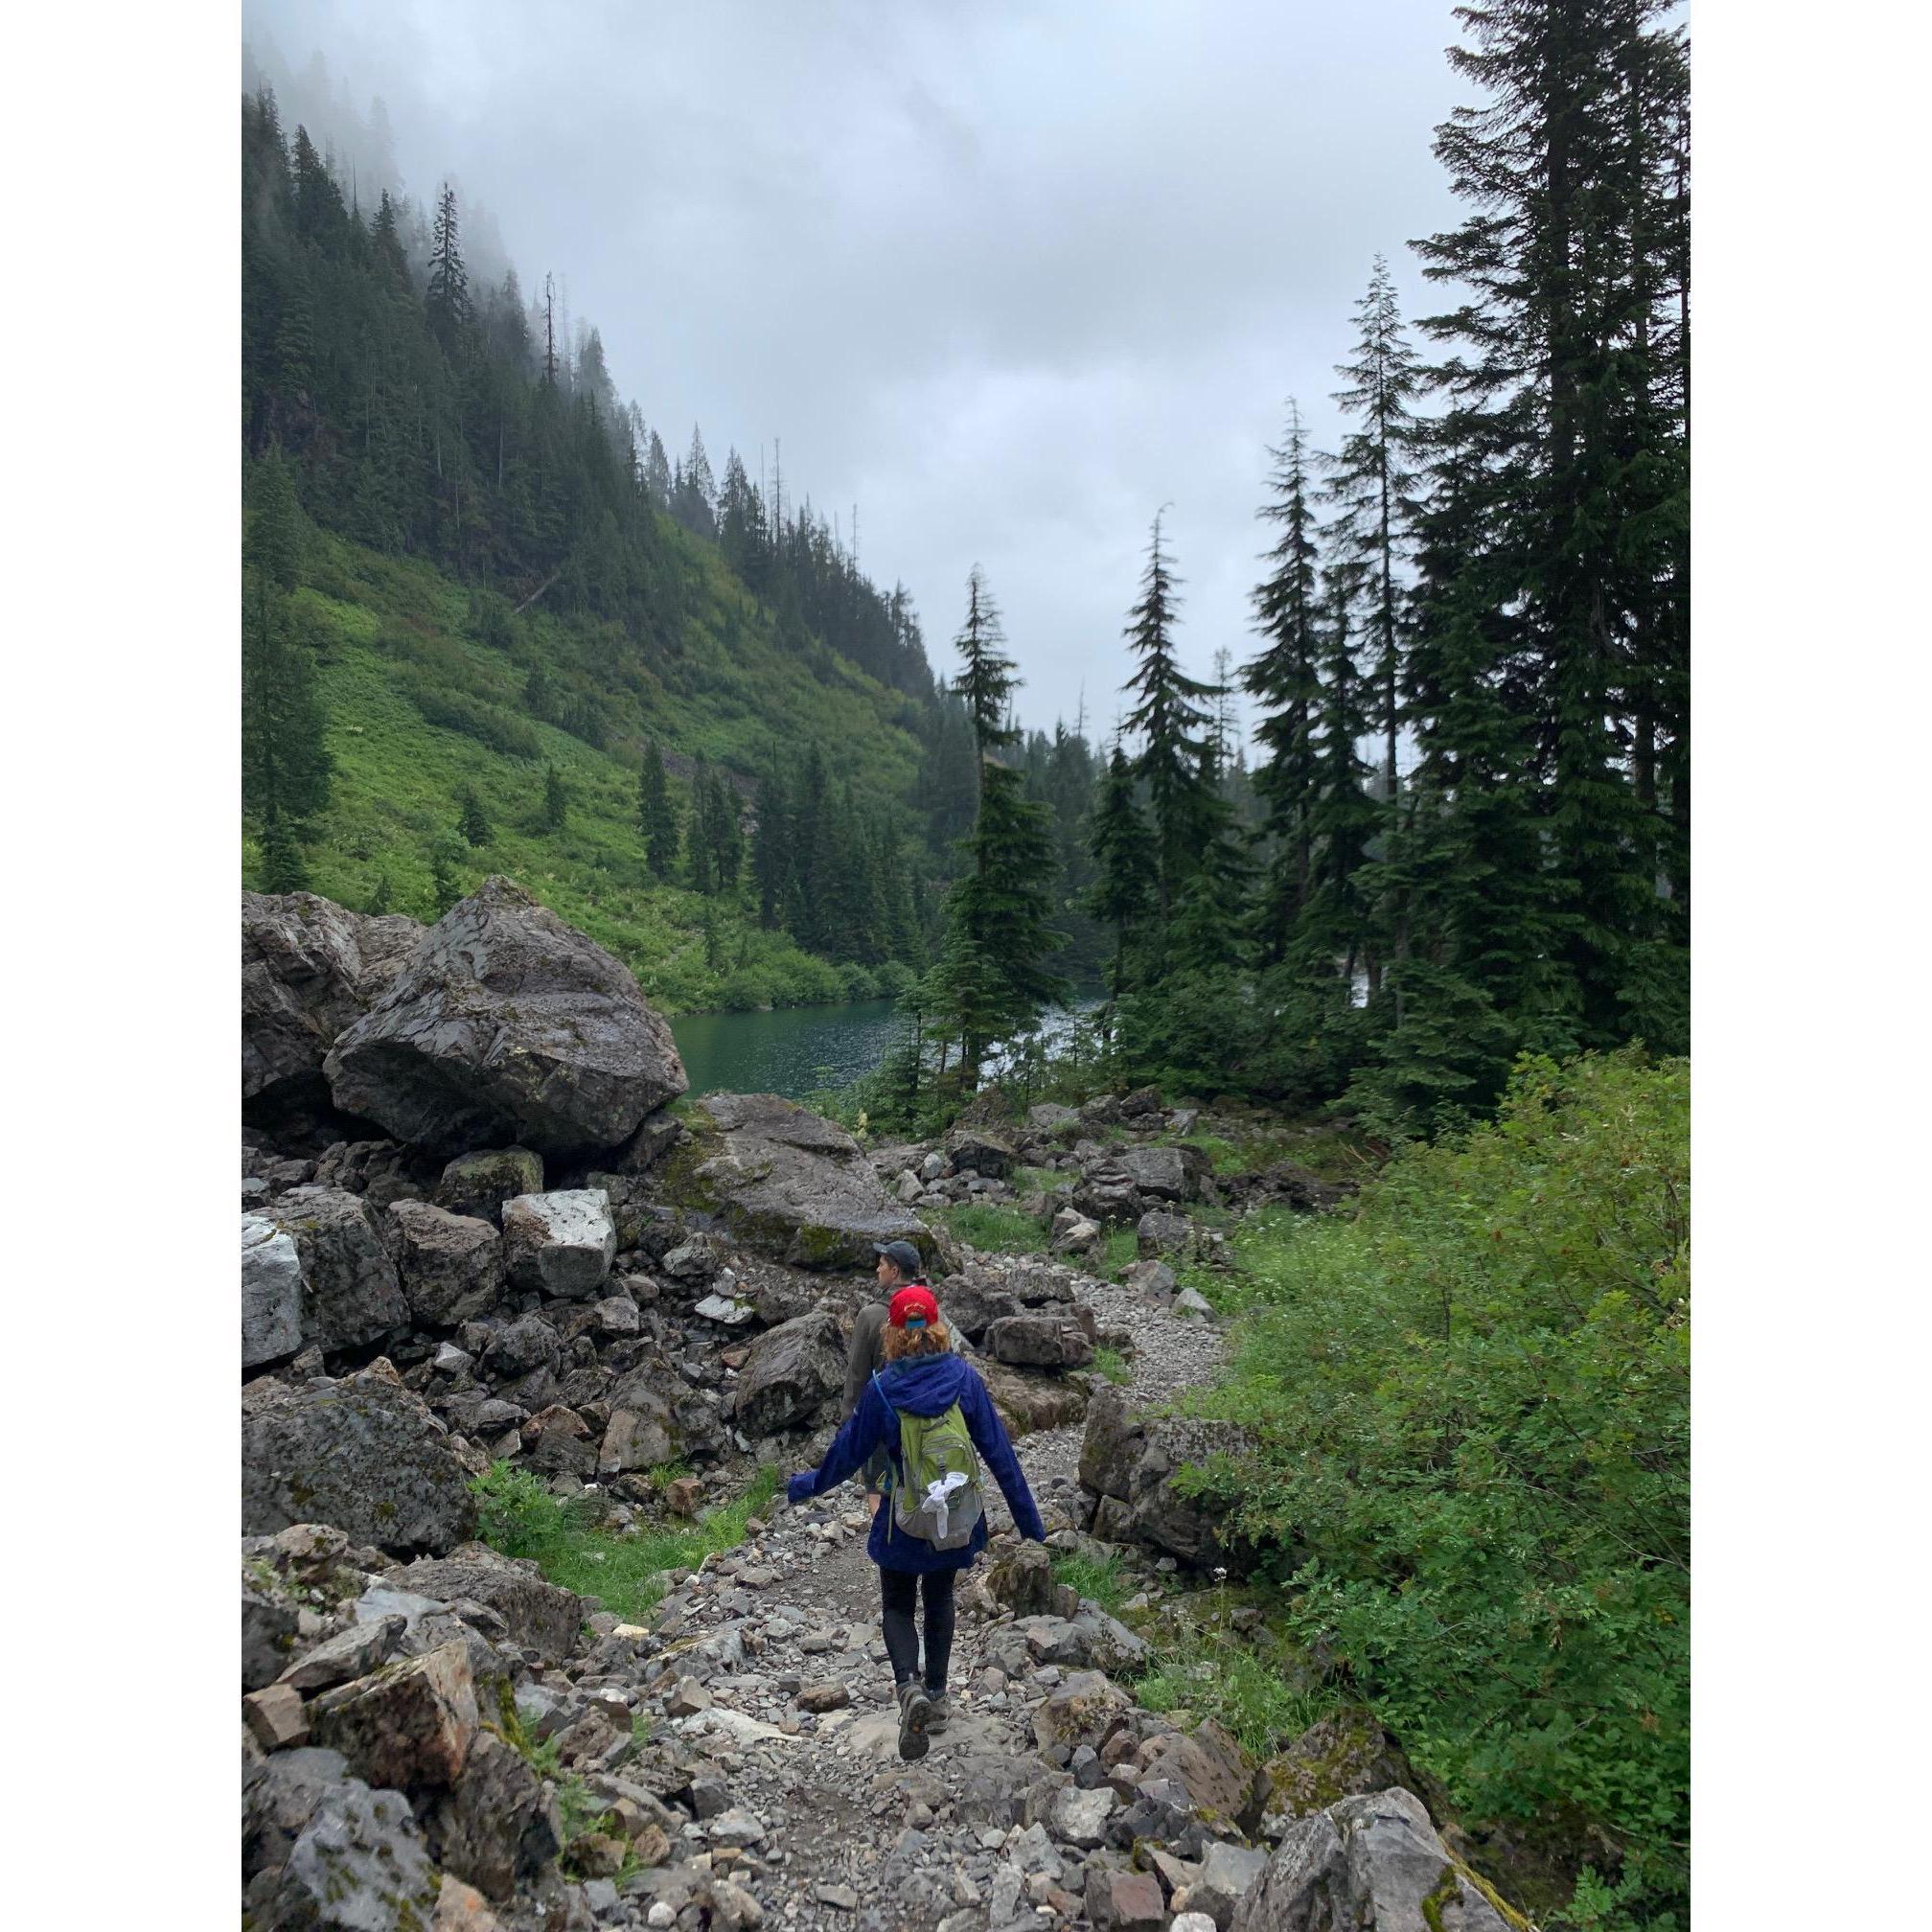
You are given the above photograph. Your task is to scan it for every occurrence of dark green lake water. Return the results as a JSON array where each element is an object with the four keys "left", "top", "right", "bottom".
[
  {"left": 670, "top": 1000, "right": 904, "bottom": 1101},
  {"left": 669, "top": 996, "right": 1105, "bottom": 1102}
]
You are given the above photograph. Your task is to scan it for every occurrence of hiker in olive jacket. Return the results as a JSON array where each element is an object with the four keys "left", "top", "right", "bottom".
[
  {"left": 789, "top": 1283, "right": 1046, "bottom": 1760},
  {"left": 840, "top": 1239, "right": 928, "bottom": 1512}
]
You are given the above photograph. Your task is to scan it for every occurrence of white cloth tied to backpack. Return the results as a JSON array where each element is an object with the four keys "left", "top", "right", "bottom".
[{"left": 919, "top": 1471, "right": 970, "bottom": 1540}]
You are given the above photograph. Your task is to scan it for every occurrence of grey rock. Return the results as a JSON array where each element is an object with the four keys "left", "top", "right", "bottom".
[
  {"left": 1193, "top": 1842, "right": 1270, "bottom": 1930},
  {"left": 386, "top": 1199, "right": 506, "bottom": 1326},
  {"left": 480, "top": 1313, "right": 561, "bottom": 1380},
  {"left": 1047, "top": 1782, "right": 1116, "bottom": 1848},
  {"left": 1026, "top": 1103, "right": 1081, "bottom": 1133},
  {"left": 1119, "top": 1258, "right": 1177, "bottom": 1302},
  {"left": 242, "top": 889, "right": 424, "bottom": 1117},
  {"left": 1232, "top": 1788, "right": 1522, "bottom": 1932},
  {"left": 984, "top": 1313, "right": 1094, "bottom": 1370},
  {"left": 679, "top": 1092, "right": 937, "bottom": 1271},
  {"left": 399, "top": 1546, "right": 583, "bottom": 1656},
  {"left": 1115, "top": 1144, "right": 1190, "bottom": 1201},
  {"left": 242, "top": 1214, "right": 306, "bottom": 1369},
  {"left": 278, "top": 1615, "right": 405, "bottom": 1693},
  {"left": 607, "top": 1107, "right": 684, "bottom": 1175},
  {"left": 242, "top": 1368, "right": 477, "bottom": 1555},
  {"left": 310, "top": 1640, "right": 478, "bottom": 1792},
  {"left": 242, "top": 1744, "right": 351, "bottom": 1882},
  {"left": 267, "top": 1185, "right": 409, "bottom": 1354},
  {"left": 431, "top": 1728, "right": 562, "bottom": 1901},
  {"left": 1136, "top": 1208, "right": 1193, "bottom": 1258},
  {"left": 434, "top": 1342, "right": 474, "bottom": 1375},
  {"left": 502, "top": 1189, "right": 616, "bottom": 1298},
  {"left": 945, "top": 1127, "right": 1017, "bottom": 1179},
  {"left": 324, "top": 876, "right": 687, "bottom": 1158},
  {"left": 703, "top": 1807, "right": 767, "bottom": 1848},
  {"left": 272, "top": 1775, "right": 440, "bottom": 1929},
  {"left": 436, "top": 1146, "right": 545, "bottom": 1226},
  {"left": 1175, "top": 1286, "right": 1216, "bottom": 1321},
  {"left": 729, "top": 1311, "right": 845, "bottom": 1437},
  {"left": 693, "top": 1293, "right": 755, "bottom": 1325},
  {"left": 243, "top": 1574, "right": 301, "bottom": 1691}
]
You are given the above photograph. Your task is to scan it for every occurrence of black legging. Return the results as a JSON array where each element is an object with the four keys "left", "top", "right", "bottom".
[{"left": 880, "top": 1567, "right": 956, "bottom": 1692}]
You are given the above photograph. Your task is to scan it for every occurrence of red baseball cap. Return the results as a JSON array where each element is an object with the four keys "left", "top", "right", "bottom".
[{"left": 888, "top": 1285, "right": 940, "bottom": 1329}]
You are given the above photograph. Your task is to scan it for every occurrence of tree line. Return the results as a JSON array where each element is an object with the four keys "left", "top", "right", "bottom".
[{"left": 878, "top": 0, "right": 1689, "bottom": 1135}]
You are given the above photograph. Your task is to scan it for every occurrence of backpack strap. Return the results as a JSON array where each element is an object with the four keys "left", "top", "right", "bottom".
[{"left": 869, "top": 1370, "right": 906, "bottom": 1535}]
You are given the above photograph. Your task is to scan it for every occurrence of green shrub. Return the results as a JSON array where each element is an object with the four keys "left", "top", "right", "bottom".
[
  {"left": 943, "top": 1203, "right": 1047, "bottom": 1254},
  {"left": 1091, "top": 1346, "right": 1131, "bottom": 1385},
  {"left": 1051, "top": 1549, "right": 1130, "bottom": 1612},
  {"left": 1195, "top": 1048, "right": 1689, "bottom": 1923},
  {"left": 472, "top": 1462, "right": 781, "bottom": 1621}
]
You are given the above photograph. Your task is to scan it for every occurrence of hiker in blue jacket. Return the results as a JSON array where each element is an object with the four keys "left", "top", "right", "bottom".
[{"left": 785, "top": 1282, "right": 1046, "bottom": 1760}]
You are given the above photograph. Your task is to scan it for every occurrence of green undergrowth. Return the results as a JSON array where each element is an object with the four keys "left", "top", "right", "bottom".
[
  {"left": 249, "top": 523, "right": 928, "bottom": 1015},
  {"left": 1050, "top": 1549, "right": 1132, "bottom": 1613},
  {"left": 473, "top": 1461, "right": 781, "bottom": 1621},
  {"left": 1090, "top": 1346, "right": 1132, "bottom": 1386},
  {"left": 1135, "top": 1638, "right": 1337, "bottom": 1760},
  {"left": 1186, "top": 1047, "right": 1690, "bottom": 1926},
  {"left": 943, "top": 1202, "right": 1048, "bottom": 1254}
]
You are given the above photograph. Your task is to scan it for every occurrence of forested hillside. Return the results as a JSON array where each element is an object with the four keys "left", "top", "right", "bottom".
[{"left": 240, "top": 87, "right": 1111, "bottom": 1010}]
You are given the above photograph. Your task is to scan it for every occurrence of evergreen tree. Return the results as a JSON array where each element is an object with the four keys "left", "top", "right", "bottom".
[
  {"left": 1413, "top": 0, "right": 1687, "bottom": 1046},
  {"left": 1120, "top": 511, "right": 1215, "bottom": 921},
  {"left": 242, "top": 451, "right": 332, "bottom": 834},
  {"left": 429, "top": 837, "right": 464, "bottom": 915},
  {"left": 686, "top": 754, "right": 716, "bottom": 893},
  {"left": 426, "top": 181, "right": 470, "bottom": 353},
  {"left": 751, "top": 767, "right": 791, "bottom": 929},
  {"left": 708, "top": 770, "right": 744, "bottom": 891},
  {"left": 1085, "top": 744, "right": 1158, "bottom": 997},
  {"left": 260, "top": 810, "right": 310, "bottom": 894},
  {"left": 457, "top": 783, "right": 492, "bottom": 847},
  {"left": 951, "top": 566, "right": 1020, "bottom": 770},
  {"left": 1300, "top": 564, "right": 1381, "bottom": 984},
  {"left": 637, "top": 740, "right": 678, "bottom": 880},
  {"left": 541, "top": 763, "right": 568, "bottom": 833},
  {"left": 1244, "top": 402, "right": 1323, "bottom": 960},
  {"left": 1324, "top": 256, "right": 1422, "bottom": 807}
]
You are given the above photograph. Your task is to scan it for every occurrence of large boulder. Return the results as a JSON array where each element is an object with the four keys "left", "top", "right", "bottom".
[
  {"left": 501, "top": 1189, "right": 616, "bottom": 1299},
  {"left": 1078, "top": 1388, "right": 1254, "bottom": 1568},
  {"left": 672, "top": 1092, "right": 938, "bottom": 1271},
  {"left": 945, "top": 1127, "right": 1017, "bottom": 1179},
  {"left": 267, "top": 1185, "right": 409, "bottom": 1355},
  {"left": 242, "top": 1368, "right": 478, "bottom": 1555},
  {"left": 984, "top": 1313, "right": 1094, "bottom": 1370},
  {"left": 397, "top": 1546, "right": 584, "bottom": 1658},
  {"left": 242, "top": 1214, "right": 306, "bottom": 1370},
  {"left": 729, "top": 1311, "right": 845, "bottom": 1438},
  {"left": 244, "top": 1766, "right": 442, "bottom": 1929},
  {"left": 1138, "top": 1717, "right": 1270, "bottom": 1836},
  {"left": 430, "top": 1728, "right": 562, "bottom": 1901},
  {"left": 242, "top": 890, "right": 425, "bottom": 1120},
  {"left": 1231, "top": 1787, "right": 1527, "bottom": 1932},
  {"left": 385, "top": 1200, "right": 506, "bottom": 1326},
  {"left": 323, "top": 877, "right": 688, "bottom": 1159},
  {"left": 1115, "top": 1144, "right": 1192, "bottom": 1202},
  {"left": 310, "top": 1640, "right": 480, "bottom": 1792},
  {"left": 436, "top": 1147, "right": 544, "bottom": 1227}
]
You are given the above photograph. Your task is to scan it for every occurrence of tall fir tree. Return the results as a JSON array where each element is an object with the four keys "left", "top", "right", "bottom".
[
  {"left": 1244, "top": 402, "right": 1324, "bottom": 962},
  {"left": 1323, "top": 256, "right": 1422, "bottom": 809},
  {"left": 638, "top": 740, "right": 679, "bottom": 880},
  {"left": 751, "top": 767, "right": 791, "bottom": 929},
  {"left": 1084, "top": 744, "right": 1158, "bottom": 997},
  {"left": 1120, "top": 511, "right": 1216, "bottom": 925},
  {"left": 426, "top": 181, "right": 470, "bottom": 353}
]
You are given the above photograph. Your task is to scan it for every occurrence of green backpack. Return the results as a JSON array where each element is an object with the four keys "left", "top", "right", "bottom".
[{"left": 871, "top": 1370, "right": 985, "bottom": 1551}]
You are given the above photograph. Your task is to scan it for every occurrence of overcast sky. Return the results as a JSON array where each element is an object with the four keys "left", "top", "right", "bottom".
[{"left": 242, "top": 0, "right": 1469, "bottom": 748}]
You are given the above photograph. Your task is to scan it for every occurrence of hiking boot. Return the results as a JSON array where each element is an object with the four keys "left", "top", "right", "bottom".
[
  {"left": 896, "top": 1682, "right": 932, "bottom": 1760},
  {"left": 924, "top": 1690, "right": 951, "bottom": 1733}
]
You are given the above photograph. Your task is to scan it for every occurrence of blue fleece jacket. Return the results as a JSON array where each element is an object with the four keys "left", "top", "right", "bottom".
[{"left": 785, "top": 1352, "right": 1046, "bottom": 1572}]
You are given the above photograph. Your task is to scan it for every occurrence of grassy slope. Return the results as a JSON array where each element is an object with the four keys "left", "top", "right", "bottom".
[{"left": 244, "top": 515, "right": 927, "bottom": 1014}]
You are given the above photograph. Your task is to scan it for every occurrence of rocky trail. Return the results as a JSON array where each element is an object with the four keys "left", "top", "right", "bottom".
[
  {"left": 617, "top": 1274, "right": 1229, "bottom": 1932},
  {"left": 239, "top": 882, "right": 1536, "bottom": 1932}
]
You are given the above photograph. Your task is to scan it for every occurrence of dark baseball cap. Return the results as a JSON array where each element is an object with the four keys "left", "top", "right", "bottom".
[{"left": 873, "top": 1239, "right": 925, "bottom": 1278}]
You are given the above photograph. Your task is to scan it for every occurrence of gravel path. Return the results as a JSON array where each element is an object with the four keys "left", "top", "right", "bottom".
[{"left": 606, "top": 1264, "right": 1231, "bottom": 1932}]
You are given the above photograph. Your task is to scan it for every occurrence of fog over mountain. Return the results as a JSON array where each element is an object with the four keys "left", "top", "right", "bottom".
[{"left": 242, "top": 0, "right": 1465, "bottom": 745}]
